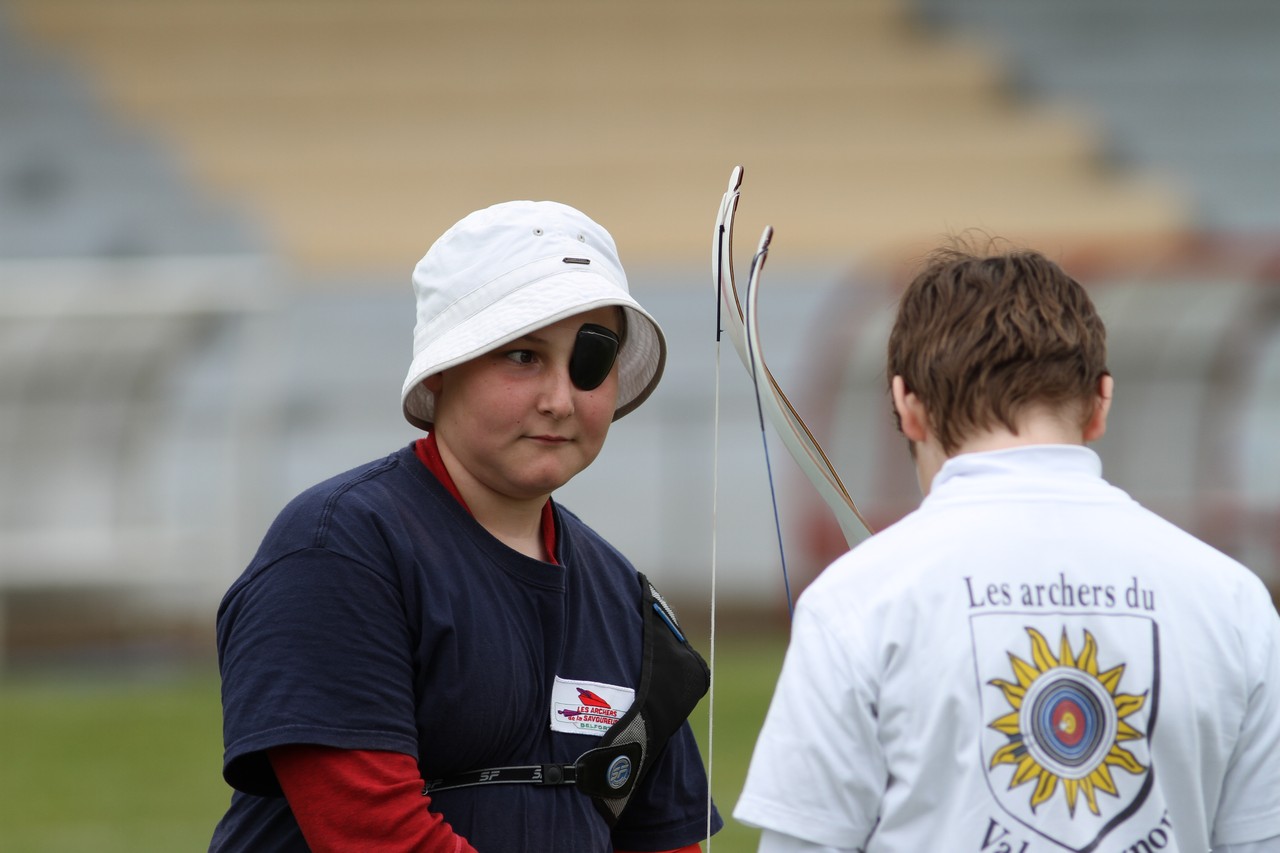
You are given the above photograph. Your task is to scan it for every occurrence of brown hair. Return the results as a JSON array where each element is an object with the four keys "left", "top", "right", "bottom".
[{"left": 887, "top": 244, "right": 1109, "bottom": 454}]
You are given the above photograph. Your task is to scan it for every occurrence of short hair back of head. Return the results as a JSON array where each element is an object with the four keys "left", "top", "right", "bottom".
[{"left": 887, "top": 244, "right": 1109, "bottom": 453}]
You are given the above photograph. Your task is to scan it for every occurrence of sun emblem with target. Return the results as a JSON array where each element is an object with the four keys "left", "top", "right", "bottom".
[{"left": 986, "top": 627, "right": 1149, "bottom": 817}]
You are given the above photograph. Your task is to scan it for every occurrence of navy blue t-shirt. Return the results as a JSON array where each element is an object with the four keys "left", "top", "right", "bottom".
[{"left": 210, "top": 444, "right": 720, "bottom": 851}]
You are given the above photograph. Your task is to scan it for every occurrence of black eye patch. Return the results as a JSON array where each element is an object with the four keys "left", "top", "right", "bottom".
[{"left": 570, "top": 323, "right": 620, "bottom": 391}]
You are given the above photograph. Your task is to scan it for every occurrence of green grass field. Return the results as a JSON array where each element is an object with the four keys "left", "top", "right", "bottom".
[{"left": 0, "top": 629, "right": 786, "bottom": 852}]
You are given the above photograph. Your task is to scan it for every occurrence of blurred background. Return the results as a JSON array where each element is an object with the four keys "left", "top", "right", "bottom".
[{"left": 2, "top": 1, "right": 1278, "bottom": 849}]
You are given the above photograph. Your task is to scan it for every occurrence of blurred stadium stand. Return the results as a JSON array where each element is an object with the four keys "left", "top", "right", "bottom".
[
  {"left": 0, "top": 0, "right": 1276, "bottom": 665},
  {"left": 3, "top": 0, "right": 1188, "bottom": 270},
  {"left": 915, "top": 0, "right": 1280, "bottom": 234}
]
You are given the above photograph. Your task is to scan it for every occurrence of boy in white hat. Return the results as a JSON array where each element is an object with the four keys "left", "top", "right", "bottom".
[{"left": 212, "top": 201, "right": 721, "bottom": 852}]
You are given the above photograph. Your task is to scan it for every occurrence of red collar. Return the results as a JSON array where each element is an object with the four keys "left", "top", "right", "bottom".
[{"left": 414, "top": 435, "right": 559, "bottom": 565}]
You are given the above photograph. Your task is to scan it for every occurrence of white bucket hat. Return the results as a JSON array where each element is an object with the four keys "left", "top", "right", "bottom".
[{"left": 401, "top": 200, "right": 667, "bottom": 430}]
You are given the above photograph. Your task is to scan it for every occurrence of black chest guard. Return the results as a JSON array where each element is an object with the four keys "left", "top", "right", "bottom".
[{"left": 422, "top": 572, "right": 711, "bottom": 827}]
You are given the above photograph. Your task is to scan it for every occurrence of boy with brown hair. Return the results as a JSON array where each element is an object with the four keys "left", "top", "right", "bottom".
[{"left": 734, "top": 246, "right": 1280, "bottom": 852}]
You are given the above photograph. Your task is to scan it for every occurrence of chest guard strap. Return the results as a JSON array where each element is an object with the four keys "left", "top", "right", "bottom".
[{"left": 421, "top": 573, "right": 710, "bottom": 827}]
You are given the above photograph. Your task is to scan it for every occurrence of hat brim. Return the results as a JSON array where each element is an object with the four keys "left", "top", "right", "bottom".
[{"left": 401, "top": 268, "right": 665, "bottom": 430}]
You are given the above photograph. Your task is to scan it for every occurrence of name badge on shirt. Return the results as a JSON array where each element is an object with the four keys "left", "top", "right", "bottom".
[{"left": 550, "top": 676, "right": 635, "bottom": 736}]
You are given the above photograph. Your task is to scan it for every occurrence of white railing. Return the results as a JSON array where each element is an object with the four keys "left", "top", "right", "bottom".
[{"left": 0, "top": 255, "right": 280, "bottom": 664}]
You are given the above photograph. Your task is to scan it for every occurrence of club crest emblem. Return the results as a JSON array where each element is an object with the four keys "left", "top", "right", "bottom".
[{"left": 973, "top": 614, "right": 1159, "bottom": 851}]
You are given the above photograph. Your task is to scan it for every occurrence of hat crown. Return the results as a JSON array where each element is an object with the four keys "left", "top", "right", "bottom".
[{"left": 412, "top": 201, "right": 628, "bottom": 347}]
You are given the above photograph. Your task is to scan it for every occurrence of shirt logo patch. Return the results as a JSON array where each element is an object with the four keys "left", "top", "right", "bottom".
[
  {"left": 550, "top": 677, "right": 634, "bottom": 736},
  {"left": 972, "top": 613, "right": 1159, "bottom": 851}
]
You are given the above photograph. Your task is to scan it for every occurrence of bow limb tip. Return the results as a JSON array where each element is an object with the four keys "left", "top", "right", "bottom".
[
  {"left": 753, "top": 225, "right": 774, "bottom": 268},
  {"left": 728, "top": 165, "right": 744, "bottom": 192}
]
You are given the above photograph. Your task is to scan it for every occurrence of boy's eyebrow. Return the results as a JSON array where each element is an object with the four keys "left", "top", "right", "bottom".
[{"left": 507, "top": 331, "right": 548, "bottom": 347}]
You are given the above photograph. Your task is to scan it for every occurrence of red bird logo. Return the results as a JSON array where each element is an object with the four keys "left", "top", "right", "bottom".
[{"left": 576, "top": 688, "right": 612, "bottom": 709}]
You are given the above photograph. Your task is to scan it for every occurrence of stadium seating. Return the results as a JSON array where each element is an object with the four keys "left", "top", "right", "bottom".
[
  {"left": 6, "top": 0, "right": 1189, "bottom": 271},
  {"left": 915, "top": 0, "right": 1280, "bottom": 233}
]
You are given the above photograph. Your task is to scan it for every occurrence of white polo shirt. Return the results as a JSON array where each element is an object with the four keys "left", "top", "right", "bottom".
[{"left": 734, "top": 446, "right": 1280, "bottom": 852}]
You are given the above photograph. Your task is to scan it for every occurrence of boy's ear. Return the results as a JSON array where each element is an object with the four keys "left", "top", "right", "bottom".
[
  {"left": 891, "top": 376, "right": 928, "bottom": 443},
  {"left": 1083, "top": 374, "right": 1114, "bottom": 442}
]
